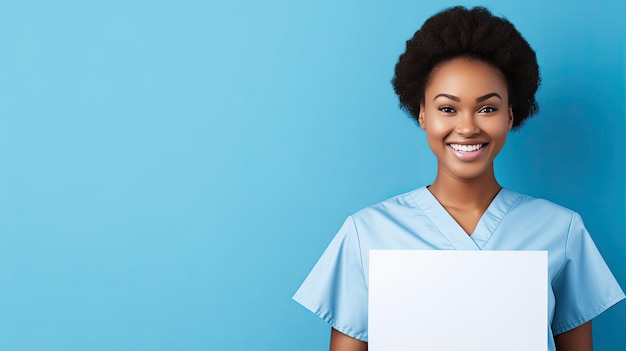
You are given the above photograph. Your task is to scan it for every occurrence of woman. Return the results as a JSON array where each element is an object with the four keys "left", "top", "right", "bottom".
[{"left": 293, "top": 6, "right": 624, "bottom": 351}]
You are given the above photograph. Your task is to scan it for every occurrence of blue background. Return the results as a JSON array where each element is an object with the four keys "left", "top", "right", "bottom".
[{"left": 0, "top": 0, "right": 624, "bottom": 350}]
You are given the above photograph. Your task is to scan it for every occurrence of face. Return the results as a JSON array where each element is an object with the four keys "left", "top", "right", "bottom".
[{"left": 419, "top": 57, "right": 513, "bottom": 182}]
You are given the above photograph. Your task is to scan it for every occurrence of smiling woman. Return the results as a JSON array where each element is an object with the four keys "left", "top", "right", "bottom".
[
  {"left": 292, "top": 6, "right": 625, "bottom": 351},
  {"left": 419, "top": 57, "right": 513, "bottom": 202}
]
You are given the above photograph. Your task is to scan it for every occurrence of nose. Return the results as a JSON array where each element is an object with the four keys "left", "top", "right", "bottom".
[{"left": 455, "top": 112, "right": 480, "bottom": 136}]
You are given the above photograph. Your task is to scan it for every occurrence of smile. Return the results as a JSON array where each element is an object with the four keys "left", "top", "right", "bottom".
[{"left": 448, "top": 143, "right": 486, "bottom": 152}]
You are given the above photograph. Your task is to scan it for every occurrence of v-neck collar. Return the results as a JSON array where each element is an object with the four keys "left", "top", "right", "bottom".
[{"left": 411, "top": 187, "right": 520, "bottom": 250}]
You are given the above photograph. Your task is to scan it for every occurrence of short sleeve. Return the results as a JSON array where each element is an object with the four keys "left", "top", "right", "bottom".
[
  {"left": 292, "top": 216, "right": 369, "bottom": 342},
  {"left": 551, "top": 213, "right": 625, "bottom": 335}
]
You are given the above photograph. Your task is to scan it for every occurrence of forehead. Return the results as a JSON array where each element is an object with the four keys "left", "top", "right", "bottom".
[{"left": 425, "top": 57, "right": 508, "bottom": 99}]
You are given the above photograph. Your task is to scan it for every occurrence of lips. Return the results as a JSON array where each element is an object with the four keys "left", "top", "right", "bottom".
[{"left": 447, "top": 143, "right": 488, "bottom": 161}]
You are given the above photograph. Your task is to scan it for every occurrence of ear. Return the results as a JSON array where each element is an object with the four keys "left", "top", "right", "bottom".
[
  {"left": 508, "top": 106, "right": 514, "bottom": 130},
  {"left": 418, "top": 103, "right": 426, "bottom": 130}
]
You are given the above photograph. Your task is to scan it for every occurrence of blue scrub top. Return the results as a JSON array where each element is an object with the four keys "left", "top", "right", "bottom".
[{"left": 293, "top": 187, "right": 625, "bottom": 350}]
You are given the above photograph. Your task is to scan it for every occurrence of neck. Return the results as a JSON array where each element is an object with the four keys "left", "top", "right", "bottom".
[{"left": 428, "top": 169, "right": 502, "bottom": 211}]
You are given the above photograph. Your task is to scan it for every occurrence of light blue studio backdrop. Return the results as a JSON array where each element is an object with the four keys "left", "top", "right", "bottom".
[{"left": 0, "top": 0, "right": 624, "bottom": 350}]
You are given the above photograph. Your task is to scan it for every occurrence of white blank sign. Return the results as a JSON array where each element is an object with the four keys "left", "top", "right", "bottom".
[{"left": 369, "top": 250, "right": 547, "bottom": 351}]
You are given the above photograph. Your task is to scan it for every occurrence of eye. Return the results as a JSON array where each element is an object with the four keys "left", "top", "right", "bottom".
[
  {"left": 479, "top": 106, "right": 498, "bottom": 113},
  {"left": 438, "top": 106, "right": 456, "bottom": 113}
]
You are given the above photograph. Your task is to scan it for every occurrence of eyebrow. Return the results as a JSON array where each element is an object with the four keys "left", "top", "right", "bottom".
[
  {"left": 433, "top": 93, "right": 502, "bottom": 102},
  {"left": 476, "top": 93, "right": 502, "bottom": 102}
]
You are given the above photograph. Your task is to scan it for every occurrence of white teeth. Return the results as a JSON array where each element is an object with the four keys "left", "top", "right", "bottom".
[{"left": 449, "top": 143, "right": 484, "bottom": 152}]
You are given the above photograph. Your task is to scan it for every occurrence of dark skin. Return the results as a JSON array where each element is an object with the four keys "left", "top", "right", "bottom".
[
  {"left": 329, "top": 58, "right": 593, "bottom": 351},
  {"left": 555, "top": 322, "right": 593, "bottom": 350},
  {"left": 330, "top": 328, "right": 367, "bottom": 351}
]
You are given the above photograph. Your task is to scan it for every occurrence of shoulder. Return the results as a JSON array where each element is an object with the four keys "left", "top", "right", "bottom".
[
  {"left": 505, "top": 189, "right": 577, "bottom": 221},
  {"left": 349, "top": 187, "right": 426, "bottom": 221}
]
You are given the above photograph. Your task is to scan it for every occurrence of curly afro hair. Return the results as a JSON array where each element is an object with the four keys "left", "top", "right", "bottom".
[{"left": 392, "top": 6, "right": 540, "bottom": 130}]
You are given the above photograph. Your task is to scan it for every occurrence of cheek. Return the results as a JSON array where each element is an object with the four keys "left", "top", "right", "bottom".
[
  {"left": 424, "top": 123, "right": 449, "bottom": 143},
  {"left": 424, "top": 113, "right": 453, "bottom": 133},
  {"left": 424, "top": 123, "right": 452, "bottom": 151},
  {"left": 479, "top": 118, "right": 511, "bottom": 138}
]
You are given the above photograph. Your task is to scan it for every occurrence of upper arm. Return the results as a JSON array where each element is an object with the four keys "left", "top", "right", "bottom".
[
  {"left": 551, "top": 213, "right": 624, "bottom": 334},
  {"left": 330, "top": 328, "right": 368, "bottom": 351},
  {"left": 293, "top": 217, "right": 369, "bottom": 342},
  {"left": 554, "top": 321, "right": 592, "bottom": 351}
]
